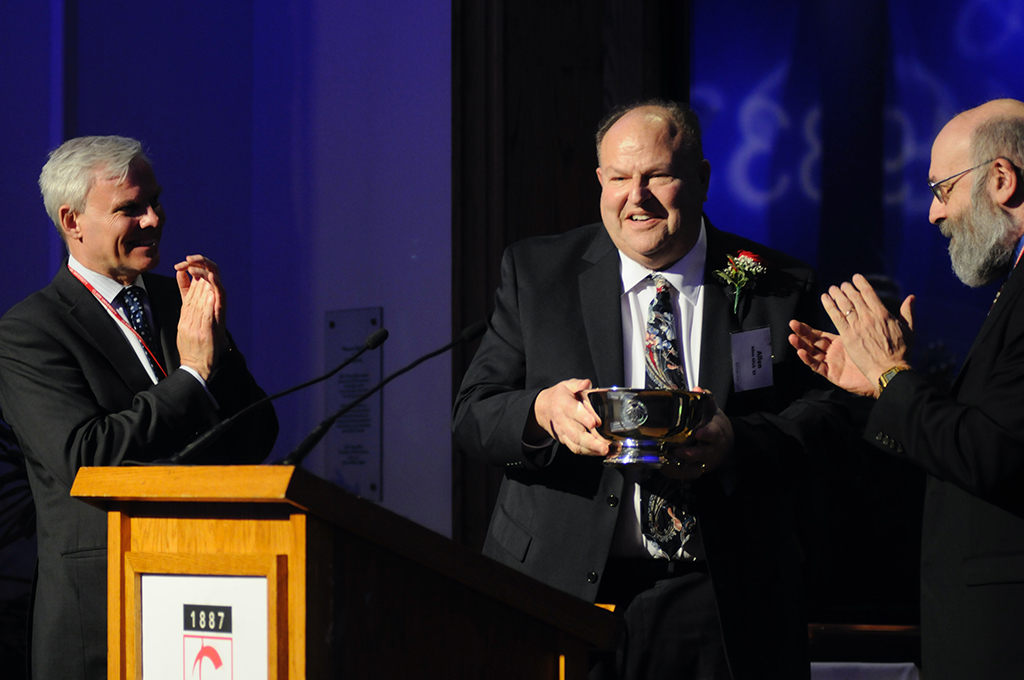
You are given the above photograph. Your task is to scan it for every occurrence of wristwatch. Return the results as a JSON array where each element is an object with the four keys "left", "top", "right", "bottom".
[{"left": 877, "top": 365, "right": 911, "bottom": 394}]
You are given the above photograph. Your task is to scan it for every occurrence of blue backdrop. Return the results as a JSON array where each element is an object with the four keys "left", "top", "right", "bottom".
[{"left": 693, "top": 0, "right": 1024, "bottom": 365}]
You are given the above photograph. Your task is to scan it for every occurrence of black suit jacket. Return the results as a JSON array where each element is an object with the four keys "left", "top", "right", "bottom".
[
  {"left": 454, "top": 220, "right": 846, "bottom": 680},
  {"left": 0, "top": 265, "right": 278, "bottom": 680},
  {"left": 866, "top": 262, "right": 1024, "bottom": 679}
]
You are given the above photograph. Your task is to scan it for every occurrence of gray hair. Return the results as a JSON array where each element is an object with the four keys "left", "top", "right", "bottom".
[
  {"left": 595, "top": 99, "right": 703, "bottom": 165},
  {"left": 969, "top": 114, "right": 1024, "bottom": 185},
  {"left": 38, "top": 135, "right": 151, "bottom": 232}
]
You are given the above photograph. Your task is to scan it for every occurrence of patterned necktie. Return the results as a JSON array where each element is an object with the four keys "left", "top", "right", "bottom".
[
  {"left": 644, "top": 275, "right": 687, "bottom": 389},
  {"left": 118, "top": 286, "right": 162, "bottom": 378},
  {"left": 641, "top": 274, "right": 697, "bottom": 560}
]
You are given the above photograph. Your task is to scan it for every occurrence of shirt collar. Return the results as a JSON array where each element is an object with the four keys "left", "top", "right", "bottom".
[
  {"left": 67, "top": 254, "right": 147, "bottom": 304},
  {"left": 618, "top": 217, "right": 707, "bottom": 305}
]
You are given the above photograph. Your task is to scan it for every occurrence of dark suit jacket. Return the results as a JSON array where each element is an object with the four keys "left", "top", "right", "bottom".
[
  {"left": 866, "top": 262, "right": 1024, "bottom": 679},
  {"left": 0, "top": 265, "right": 278, "bottom": 680},
  {"left": 454, "top": 220, "right": 846, "bottom": 680}
]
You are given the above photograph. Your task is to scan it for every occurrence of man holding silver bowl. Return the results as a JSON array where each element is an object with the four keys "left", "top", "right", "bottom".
[{"left": 454, "top": 100, "right": 844, "bottom": 680}]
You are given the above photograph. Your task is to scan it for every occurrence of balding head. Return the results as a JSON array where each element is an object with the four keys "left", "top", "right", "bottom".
[
  {"left": 933, "top": 99, "right": 1024, "bottom": 172},
  {"left": 960, "top": 98, "right": 1024, "bottom": 129},
  {"left": 596, "top": 100, "right": 703, "bottom": 167}
]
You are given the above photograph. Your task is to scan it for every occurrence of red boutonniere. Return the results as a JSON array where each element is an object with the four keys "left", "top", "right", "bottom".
[{"left": 714, "top": 250, "right": 767, "bottom": 314}]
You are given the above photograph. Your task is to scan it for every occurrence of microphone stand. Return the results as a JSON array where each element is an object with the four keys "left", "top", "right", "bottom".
[
  {"left": 130, "top": 327, "right": 389, "bottom": 466},
  {"left": 281, "top": 321, "right": 485, "bottom": 468}
]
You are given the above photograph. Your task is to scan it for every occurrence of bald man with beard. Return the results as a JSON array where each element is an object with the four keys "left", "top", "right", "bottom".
[{"left": 790, "top": 99, "right": 1024, "bottom": 679}]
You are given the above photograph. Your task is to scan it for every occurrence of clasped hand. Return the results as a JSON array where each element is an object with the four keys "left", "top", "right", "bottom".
[
  {"left": 788, "top": 273, "right": 914, "bottom": 397},
  {"left": 175, "top": 255, "right": 228, "bottom": 380}
]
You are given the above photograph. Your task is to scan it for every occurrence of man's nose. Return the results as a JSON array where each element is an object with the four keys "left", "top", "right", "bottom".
[
  {"left": 140, "top": 205, "right": 162, "bottom": 228},
  {"left": 628, "top": 178, "right": 651, "bottom": 203},
  {"left": 928, "top": 196, "right": 946, "bottom": 225}
]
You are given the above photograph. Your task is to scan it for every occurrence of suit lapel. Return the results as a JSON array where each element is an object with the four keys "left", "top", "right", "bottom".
[
  {"left": 54, "top": 265, "right": 157, "bottom": 392},
  {"left": 142, "top": 273, "right": 181, "bottom": 373},
  {"left": 578, "top": 228, "right": 626, "bottom": 387},
  {"left": 700, "top": 223, "right": 742, "bottom": 407},
  {"left": 953, "top": 265, "right": 1024, "bottom": 392}
]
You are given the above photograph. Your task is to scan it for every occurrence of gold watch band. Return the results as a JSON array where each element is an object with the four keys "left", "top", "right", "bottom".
[{"left": 878, "top": 365, "right": 911, "bottom": 393}]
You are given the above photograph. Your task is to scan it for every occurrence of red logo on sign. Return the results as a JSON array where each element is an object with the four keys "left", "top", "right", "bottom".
[{"left": 183, "top": 635, "right": 233, "bottom": 679}]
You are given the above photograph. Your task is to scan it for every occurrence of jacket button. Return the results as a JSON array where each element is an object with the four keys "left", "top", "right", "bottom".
[
  {"left": 587, "top": 572, "right": 599, "bottom": 584},
  {"left": 607, "top": 495, "right": 619, "bottom": 507}
]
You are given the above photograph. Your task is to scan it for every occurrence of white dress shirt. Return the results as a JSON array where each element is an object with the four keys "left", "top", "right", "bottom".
[{"left": 610, "top": 220, "right": 708, "bottom": 558}]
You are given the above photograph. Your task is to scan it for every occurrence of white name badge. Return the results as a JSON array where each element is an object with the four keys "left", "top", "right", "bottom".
[{"left": 731, "top": 327, "right": 773, "bottom": 392}]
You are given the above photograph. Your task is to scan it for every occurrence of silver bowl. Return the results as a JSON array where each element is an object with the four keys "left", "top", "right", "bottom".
[{"left": 585, "top": 388, "right": 714, "bottom": 466}]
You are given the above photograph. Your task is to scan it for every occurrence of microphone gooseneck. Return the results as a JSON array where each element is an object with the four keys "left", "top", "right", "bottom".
[
  {"left": 134, "top": 327, "right": 389, "bottom": 466},
  {"left": 280, "top": 321, "right": 486, "bottom": 468}
]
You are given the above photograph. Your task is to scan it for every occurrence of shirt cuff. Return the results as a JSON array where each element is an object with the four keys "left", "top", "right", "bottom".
[{"left": 178, "top": 366, "right": 221, "bottom": 410}]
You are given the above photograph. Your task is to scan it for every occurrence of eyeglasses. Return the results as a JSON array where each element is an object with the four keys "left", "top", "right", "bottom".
[{"left": 928, "top": 158, "right": 999, "bottom": 204}]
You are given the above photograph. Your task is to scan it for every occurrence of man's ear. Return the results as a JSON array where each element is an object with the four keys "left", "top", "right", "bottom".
[
  {"left": 58, "top": 205, "right": 80, "bottom": 241},
  {"left": 991, "top": 158, "right": 1021, "bottom": 208}
]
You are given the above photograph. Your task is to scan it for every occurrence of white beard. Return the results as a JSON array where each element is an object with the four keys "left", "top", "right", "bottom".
[{"left": 943, "top": 181, "right": 1019, "bottom": 287}]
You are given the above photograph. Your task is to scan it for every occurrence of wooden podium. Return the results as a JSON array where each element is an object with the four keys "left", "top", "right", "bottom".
[{"left": 70, "top": 465, "right": 617, "bottom": 680}]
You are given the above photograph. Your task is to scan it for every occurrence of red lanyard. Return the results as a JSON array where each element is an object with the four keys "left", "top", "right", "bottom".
[{"left": 67, "top": 264, "right": 168, "bottom": 378}]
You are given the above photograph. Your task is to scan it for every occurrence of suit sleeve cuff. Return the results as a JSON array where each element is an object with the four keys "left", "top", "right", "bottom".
[{"left": 178, "top": 365, "right": 220, "bottom": 410}]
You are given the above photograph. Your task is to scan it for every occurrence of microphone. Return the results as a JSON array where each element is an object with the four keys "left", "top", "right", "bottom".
[
  {"left": 280, "top": 321, "right": 486, "bottom": 468},
  {"left": 142, "top": 327, "right": 389, "bottom": 466}
]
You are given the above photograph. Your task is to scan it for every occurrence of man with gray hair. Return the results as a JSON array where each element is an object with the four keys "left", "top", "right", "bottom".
[
  {"left": 0, "top": 136, "right": 278, "bottom": 680},
  {"left": 790, "top": 98, "right": 1024, "bottom": 678}
]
